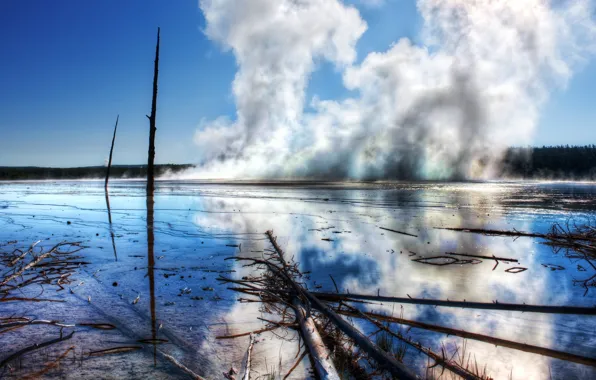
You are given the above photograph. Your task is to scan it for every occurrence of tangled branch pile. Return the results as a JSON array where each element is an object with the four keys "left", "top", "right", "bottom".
[
  {"left": 219, "top": 231, "right": 497, "bottom": 379},
  {"left": 1, "top": 241, "right": 85, "bottom": 302}
]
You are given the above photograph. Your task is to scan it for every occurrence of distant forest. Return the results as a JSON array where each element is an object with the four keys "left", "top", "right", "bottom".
[
  {"left": 0, "top": 164, "right": 193, "bottom": 181},
  {"left": 500, "top": 145, "right": 596, "bottom": 180},
  {"left": 1, "top": 146, "right": 596, "bottom": 180}
]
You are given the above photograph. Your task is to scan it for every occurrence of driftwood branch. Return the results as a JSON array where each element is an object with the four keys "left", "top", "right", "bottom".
[
  {"left": 9, "top": 241, "right": 41, "bottom": 267},
  {"left": 242, "top": 334, "right": 255, "bottom": 380}
]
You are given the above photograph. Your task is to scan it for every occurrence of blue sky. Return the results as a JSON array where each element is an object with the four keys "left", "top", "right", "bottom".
[{"left": 0, "top": 0, "right": 595, "bottom": 167}]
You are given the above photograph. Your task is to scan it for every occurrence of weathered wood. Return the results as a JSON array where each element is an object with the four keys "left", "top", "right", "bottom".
[
  {"left": 147, "top": 27, "right": 160, "bottom": 195},
  {"left": 242, "top": 334, "right": 255, "bottom": 380},
  {"left": 293, "top": 299, "right": 340, "bottom": 380},
  {"left": 311, "top": 292, "right": 596, "bottom": 315},
  {"left": 105, "top": 114, "right": 119, "bottom": 189},
  {"left": 305, "top": 291, "right": 418, "bottom": 379},
  {"left": 264, "top": 231, "right": 417, "bottom": 379},
  {"left": 9, "top": 240, "right": 41, "bottom": 267},
  {"left": 336, "top": 309, "right": 596, "bottom": 368}
]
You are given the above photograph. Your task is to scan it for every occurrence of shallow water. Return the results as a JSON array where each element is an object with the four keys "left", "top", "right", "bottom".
[{"left": 0, "top": 180, "right": 595, "bottom": 379}]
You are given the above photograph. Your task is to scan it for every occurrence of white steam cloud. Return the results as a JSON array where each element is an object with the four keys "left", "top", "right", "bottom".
[{"left": 191, "top": 0, "right": 596, "bottom": 180}]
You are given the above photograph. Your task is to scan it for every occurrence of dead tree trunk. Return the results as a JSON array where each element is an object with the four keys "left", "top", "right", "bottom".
[
  {"left": 147, "top": 27, "right": 160, "bottom": 195},
  {"left": 293, "top": 299, "right": 340, "bottom": 380},
  {"left": 105, "top": 115, "right": 119, "bottom": 190}
]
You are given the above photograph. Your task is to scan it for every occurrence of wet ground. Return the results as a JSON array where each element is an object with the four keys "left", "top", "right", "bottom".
[{"left": 0, "top": 180, "right": 595, "bottom": 379}]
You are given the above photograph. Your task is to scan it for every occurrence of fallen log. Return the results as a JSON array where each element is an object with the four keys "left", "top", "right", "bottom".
[
  {"left": 305, "top": 290, "right": 418, "bottom": 379},
  {"left": 310, "top": 292, "right": 596, "bottom": 315},
  {"left": 293, "top": 299, "right": 340, "bottom": 380},
  {"left": 336, "top": 309, "right": 596, "bottom": 368},
  {"left": 265, "top": 231, "right": 417, "bottom": 379},
  {"left": 266, "top": 231, "right": 340, "bottom": 379}
]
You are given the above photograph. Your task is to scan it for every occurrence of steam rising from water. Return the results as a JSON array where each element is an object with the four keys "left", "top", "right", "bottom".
[{"left": 191, "top": 0, "right": 596, "bottom": 180}]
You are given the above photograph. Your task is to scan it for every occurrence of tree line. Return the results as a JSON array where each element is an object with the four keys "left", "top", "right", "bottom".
[
  {"left": 500, "top": 145, "right": 596, "bottom": 180},
  {"left": 2, "top": 145, "right": 595, "bottom": 181},
  {"left": 0, "top": 164, "right": 192, "bottom": 181}
]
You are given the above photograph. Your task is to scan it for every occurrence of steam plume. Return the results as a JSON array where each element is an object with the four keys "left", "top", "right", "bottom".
[{"left": 191, "top": 0, "right": 596, "bottom": 180}]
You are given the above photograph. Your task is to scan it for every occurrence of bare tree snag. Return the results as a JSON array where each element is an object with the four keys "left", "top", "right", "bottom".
[
  {"left": 147, "top": 27, "right": 160, "bottom": 195},
  {"left": 105, "top": 114, "right": 119, "bottom": 190}
]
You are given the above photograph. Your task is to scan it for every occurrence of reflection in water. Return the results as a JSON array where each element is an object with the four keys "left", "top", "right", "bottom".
[
  {"left": 146, "top": 193, "right": 158, "bottom": 366},
  {"left": 104, "top": 191, "right": 118, "bottom": 260},
  {"left": 190, "top": 184, "right": 596, "bottom": 379}
]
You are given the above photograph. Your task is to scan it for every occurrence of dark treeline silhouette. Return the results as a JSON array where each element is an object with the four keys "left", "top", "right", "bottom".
[
  {"left": 0, "top": 164, "right": 193, "bottom": 181},
  {"left": 501, "top": 145, "right": 596, "bottom": 180},
  {"left": 2, "top": 145, "right": 596, "bottom": 181}
]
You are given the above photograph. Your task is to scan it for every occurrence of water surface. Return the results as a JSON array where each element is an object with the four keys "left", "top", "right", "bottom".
[{"left": 0, "top": 180, "right": 595, "bottom": 379}]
